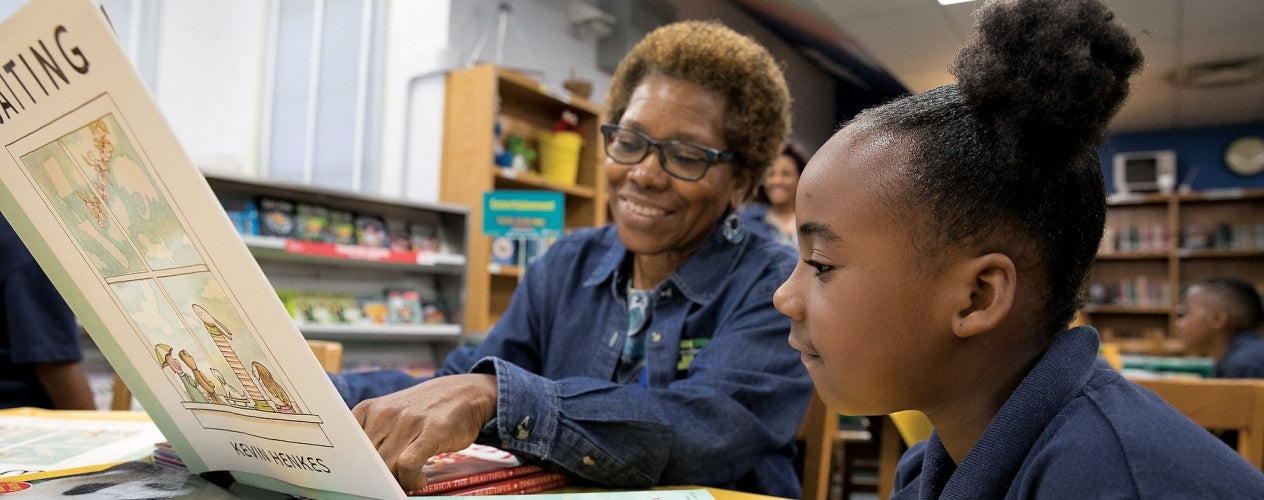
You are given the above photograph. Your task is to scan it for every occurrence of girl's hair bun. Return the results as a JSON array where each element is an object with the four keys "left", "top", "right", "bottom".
[{"left": 952, "top": 0, "right": 1143, "bottom": 165}]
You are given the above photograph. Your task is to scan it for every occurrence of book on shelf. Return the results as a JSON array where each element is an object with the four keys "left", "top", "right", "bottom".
[{"left": 0, "top": 2, "right": 475, "bottom": 498}]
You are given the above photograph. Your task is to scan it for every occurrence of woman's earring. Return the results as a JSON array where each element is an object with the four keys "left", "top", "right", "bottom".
[{"left": 722, "top": 212, "right": 744, "bottom": 244}]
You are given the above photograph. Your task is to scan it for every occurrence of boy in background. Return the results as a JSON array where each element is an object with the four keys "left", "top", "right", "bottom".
[{"left": 1178, "top": 277, "right": 1264, "bottom": 378}]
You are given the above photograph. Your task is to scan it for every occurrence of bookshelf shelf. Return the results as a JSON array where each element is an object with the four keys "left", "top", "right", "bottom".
[
  {"left": 1083, "top": 305, "right": 1171, "bottom": 315},
  {"left": 298, "top": 323, "right": 462, "bottom": 342},
  {"left": 495, "top": 169, "right": 597, "bottom": 199},
  {"left": 241, "top": 235, "right": 467, "bottom": 273},
  {"left": 1095, "top": 251, "right": 1170, "bottom": 261}
]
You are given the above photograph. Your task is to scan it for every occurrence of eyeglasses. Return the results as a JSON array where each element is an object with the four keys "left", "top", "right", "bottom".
[{"left": 600, "top": 123, "right": 739, "bottom": 181}]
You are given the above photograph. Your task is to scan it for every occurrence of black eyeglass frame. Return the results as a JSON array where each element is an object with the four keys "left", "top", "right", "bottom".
[{"left": 599, "top": 123, "right": 740, "bottom": 182}]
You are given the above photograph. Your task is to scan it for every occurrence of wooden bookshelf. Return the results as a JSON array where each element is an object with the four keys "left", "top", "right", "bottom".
[{"left": 439, "top": 65, "right": 606, "bottom": 332}]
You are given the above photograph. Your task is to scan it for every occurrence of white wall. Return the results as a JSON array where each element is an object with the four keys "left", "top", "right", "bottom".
[
  {"left": 670, "top": 0, "right": 836, "bottom": 153},
  {"left": 447, "top": 0, "right": 613, "bottom": 107},
  {"left": 154, "top": 1, "right": 267, "bottom": 176},
  {"left": 378, "top": 0, "right": 452, "bottom": 201}
]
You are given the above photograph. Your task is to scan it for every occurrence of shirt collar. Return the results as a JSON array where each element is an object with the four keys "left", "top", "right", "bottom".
[{"left": 583, "top": 212, "right": 748, "bottom": 306}]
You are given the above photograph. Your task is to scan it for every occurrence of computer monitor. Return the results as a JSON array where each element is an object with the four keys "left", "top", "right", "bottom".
[{"left": 1113, "top": 150, "right": 1176, "bottom": 195}]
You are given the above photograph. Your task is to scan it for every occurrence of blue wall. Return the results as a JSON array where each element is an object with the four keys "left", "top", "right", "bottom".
[{"left": 1098, "top": 122, "right": 1264, "bottom": 194}]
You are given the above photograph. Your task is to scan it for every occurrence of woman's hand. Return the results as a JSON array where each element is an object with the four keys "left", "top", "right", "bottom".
[{"left": 352, "top": 373, "right": 498, "bottom": 492}]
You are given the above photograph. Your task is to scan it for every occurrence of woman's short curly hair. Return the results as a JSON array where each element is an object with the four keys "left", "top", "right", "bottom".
[{"left": 603, "top": 20, "right": 791, "bottom": 185}]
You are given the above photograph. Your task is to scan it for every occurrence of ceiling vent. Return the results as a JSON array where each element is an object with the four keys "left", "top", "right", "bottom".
[{"left": 1169, "top": 56, "right": 1264, "bottom": 88}]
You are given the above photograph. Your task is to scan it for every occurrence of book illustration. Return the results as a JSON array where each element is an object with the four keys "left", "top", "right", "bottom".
[
  {"left": 0, "top": 410, "right": 164, "bottom": 479},
  {"left": 18, "top": 105, "right": 330, "bottom": 447}
]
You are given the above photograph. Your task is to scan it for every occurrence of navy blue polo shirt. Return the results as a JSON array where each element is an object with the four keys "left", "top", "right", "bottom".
[{"left": 0, "top": 216, "right": 82, "bottom": 409}]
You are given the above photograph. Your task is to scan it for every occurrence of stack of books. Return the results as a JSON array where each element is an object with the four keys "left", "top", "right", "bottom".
[
  {"left": 412, "top": 444, "right": 570, "bottom": 496},
  {"left": 151, "top": 442, "right": 186, "bottom": 471}
]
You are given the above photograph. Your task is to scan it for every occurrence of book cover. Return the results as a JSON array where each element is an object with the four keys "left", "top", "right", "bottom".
[
  {"left": 256, "top": 197, "right": 296, "bottom": 238},
  {"left": 294, "top": 203, "right": 330, "bottom": 243},
  {"left": 0, "top": 1, "right": 404, "bottom": 498},
  {"left": 442, "top": 470, "right": 570, "bottom": 496}
]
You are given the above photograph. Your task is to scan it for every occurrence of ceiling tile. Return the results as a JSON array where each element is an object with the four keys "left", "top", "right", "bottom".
[{"left": 1181, "top": 0, "right": 1264, "bottom": 37}]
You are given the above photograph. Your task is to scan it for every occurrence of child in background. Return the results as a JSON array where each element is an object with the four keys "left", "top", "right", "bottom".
[
  {"left": 739, "top": 141, "right": 809, "bottom": 248},
  {"left": 1178, "top": 277, "right": 1264, "bottom": 378},
  {"left": 773, "top": 0, "right": 1264, "bottom": 497}
]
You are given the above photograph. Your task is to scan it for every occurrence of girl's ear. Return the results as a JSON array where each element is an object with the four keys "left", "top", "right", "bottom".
[{"left": 948, "top": 253, "right": 1017, "bottom": 339}]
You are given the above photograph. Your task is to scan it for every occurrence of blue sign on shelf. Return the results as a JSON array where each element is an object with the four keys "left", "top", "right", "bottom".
[{"left": 482, "top": 190, "right": 565, "bottom": 238}]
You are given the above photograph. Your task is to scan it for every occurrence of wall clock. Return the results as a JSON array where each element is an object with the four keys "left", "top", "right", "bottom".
[{"left": 1225, "top": 135, "right": 1264, "bottom": 176}]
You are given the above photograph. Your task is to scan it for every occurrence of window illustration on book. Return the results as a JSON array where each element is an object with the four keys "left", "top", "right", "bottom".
[{"left": 15, "top": 101, "right": 328, "bottom": 446}]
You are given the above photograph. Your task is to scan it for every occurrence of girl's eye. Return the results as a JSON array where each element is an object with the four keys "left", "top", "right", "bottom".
[{"left": 803, "top": 259, "right": 834, "bottom": 277}]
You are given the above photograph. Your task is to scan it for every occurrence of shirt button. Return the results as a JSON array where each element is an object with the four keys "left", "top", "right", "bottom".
[
  {"left": 651, "top": 332, "right": 662, "bottom": 343},
  {"left": 582, "top": 456, "right": 596, "bottom": 466},
  {"left": 660, "top": 289, "right": 672, "bottom": 298}
]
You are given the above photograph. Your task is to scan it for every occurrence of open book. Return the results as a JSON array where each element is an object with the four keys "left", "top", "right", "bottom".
[{"left": 0, "top": 1, "right": 411, "bottom": 498}]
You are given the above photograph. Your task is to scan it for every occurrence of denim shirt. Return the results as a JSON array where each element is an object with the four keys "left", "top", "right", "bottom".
[{"left": 331, "top": 220, "right": 811, "bottom": 497}]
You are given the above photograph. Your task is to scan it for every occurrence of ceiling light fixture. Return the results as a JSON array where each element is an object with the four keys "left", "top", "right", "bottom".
[
  {"left": 937, "top": 0, "right": 976, "bottom": 5},
  {"left": 1170, "top": 56, "right": 1264, "bottom": 89}
]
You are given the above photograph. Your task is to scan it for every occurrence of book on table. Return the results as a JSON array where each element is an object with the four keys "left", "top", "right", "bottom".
[
  {"left": 0, "top": 408, "right": 164, "bottom": 480},
  {"left": 0, "top": 1, "right": 595, "bottom": 499}
]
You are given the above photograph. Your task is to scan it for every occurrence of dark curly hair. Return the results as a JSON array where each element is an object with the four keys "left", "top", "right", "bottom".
[
  {"left": 603, "top": 20, "right": 791, "bottom": 192},
  {"left": 1193, "top": 277, "right": 1264, "bottom": 333},
  {"left": 850, "top": 0, "right": 1143, "bottom": 337},
  {"left": 752, "top": 140, "right": 809, "bottom": 205}
]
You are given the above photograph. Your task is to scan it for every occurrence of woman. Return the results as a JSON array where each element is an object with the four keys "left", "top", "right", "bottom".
[
  {"left": 739, "top": 141, "right": 808, "bottom": 247},
  {"left": 333, "top": 21, "right": 811, "bottom": 497}
]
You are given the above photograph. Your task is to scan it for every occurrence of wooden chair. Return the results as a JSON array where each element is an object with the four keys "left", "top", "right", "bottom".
[
  {"left": 1132, "top": 377, "right": 1264, "bottom": 470},
  {"left": 111, "top": 339, "right": 344, "bottom": 410},
  {"left": 796, "top": 390, "right": 834, "bottom": 500},
  {"left": 878, "top": 410, "right": 933, "bottom": 499},
  {"left": 304, "top": 339, "right": 344, "bottom": 374}
]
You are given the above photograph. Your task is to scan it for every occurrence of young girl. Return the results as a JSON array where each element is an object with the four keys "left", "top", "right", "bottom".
[{"left": 773, "top": 0, "right": 1264, "bottom": 496}]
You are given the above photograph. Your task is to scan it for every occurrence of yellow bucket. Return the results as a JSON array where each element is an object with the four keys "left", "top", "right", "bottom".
[{"left": 539, "top": 131, "right": 583, "bottom": 185}]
